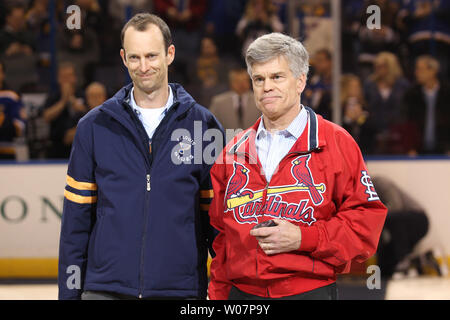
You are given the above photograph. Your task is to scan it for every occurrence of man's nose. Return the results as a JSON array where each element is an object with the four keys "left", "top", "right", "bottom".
[
  {"left": 139, "top": 58, "right": 150, "bottom": 73},
  {"left": 263, "top": 79, "right": 273, "bottom": 92}
]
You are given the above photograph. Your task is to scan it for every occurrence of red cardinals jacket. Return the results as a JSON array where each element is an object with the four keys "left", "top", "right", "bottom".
[{"left": 208, "top": 106, "right": 387, "bottom": 299}]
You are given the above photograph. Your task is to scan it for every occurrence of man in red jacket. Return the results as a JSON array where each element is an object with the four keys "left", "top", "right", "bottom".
[{"left": 208, "top": 33, "right": 387, "bottom": 300}]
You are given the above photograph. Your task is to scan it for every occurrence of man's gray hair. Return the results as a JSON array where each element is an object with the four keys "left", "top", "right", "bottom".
[{"left": 245, "top": 33, "right": 309, "bottom": 79}]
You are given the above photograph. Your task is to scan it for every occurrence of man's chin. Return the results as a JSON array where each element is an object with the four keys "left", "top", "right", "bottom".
[
  {"left": 259, "top": 103, "right": 280, "bottom": 115},
  {"left": 135, "top": 82, "right": 158, "bottom": 94}
]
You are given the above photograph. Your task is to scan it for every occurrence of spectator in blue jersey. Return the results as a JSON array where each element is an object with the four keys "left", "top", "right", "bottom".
[
  {"left": 397, "top": 0, "right": 450, "bottom": 79},
  {"left": 26, "top": 0, "right": 52, "bottom": 90},
  {"left": 204, "top": 0, "right": 246, "bottom": 60},
  {"left": 0, "top": 61, "right": 26, "bottom": 159}
]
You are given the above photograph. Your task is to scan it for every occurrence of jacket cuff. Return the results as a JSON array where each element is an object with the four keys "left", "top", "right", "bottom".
[{"left": 299, "top": 226, "right": 319, "bottom": 252}]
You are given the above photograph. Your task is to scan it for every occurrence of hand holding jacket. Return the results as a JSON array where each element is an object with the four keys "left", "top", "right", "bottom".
[{"left": 250, "top": 219, "right": 302, "bottom": 256}]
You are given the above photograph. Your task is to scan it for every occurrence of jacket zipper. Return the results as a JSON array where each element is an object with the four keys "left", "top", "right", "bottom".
[
  {"left": 255, "top": 179, "right": 270, "bottom": 285},
  {"left": 130, "top": 101, "right": 186, "bottom": 299},
  {"left": 138, "top": 164, "right": 151, "bottom": 298},
  {"left": 139, "top": 179, "right": 150, "bottom": 300},
  {"left": 121, "top": 100, "right": 153, "bottom": 299},
  {"left": 101, "top": 96, "right": 191, "bottom": 299}
]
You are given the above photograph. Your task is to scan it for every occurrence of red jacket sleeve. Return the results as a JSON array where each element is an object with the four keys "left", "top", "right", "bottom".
[
  {"left": 299, "top": 129, "right": 387, "bottom": 273},
  {"left": 208, "top": 154, "right": 233, "bottom": 300}
]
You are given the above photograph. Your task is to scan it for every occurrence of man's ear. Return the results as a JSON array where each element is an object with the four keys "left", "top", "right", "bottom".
[
  {"left": 297, "top": 74, "right": 307, "bottom": 95},
  {"left": 166, "top": 44, "right": 175, "bottom": 66},
  {"left": 120, "top": 48, "right": 127, "bottom": 66}
]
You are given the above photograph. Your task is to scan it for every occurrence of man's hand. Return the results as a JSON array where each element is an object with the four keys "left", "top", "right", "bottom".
[
  {"left": 249, "top": 219, "right": 301, "bottom": 255},
  {"left": 61, "top": 83, "right": 75, "bottom": 102}
]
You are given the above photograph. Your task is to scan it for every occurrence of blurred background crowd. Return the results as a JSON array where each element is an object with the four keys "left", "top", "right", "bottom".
[{"left": 0, "top": 0, "right": 449, "bottom": 160}]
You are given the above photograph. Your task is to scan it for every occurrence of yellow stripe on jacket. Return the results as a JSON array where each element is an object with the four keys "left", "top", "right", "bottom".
[
  {"left": 64, "top": 189, "right": 97, "bottom": 204},
  {"left": 200, "top": 189, "right": 214, "bottom": 199},
  {"left": 66, "top": 175, "right": 98, "bottom": 191}
]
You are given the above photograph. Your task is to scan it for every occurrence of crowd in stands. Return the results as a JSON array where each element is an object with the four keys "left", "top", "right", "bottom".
[{"left": 0, "top": 0, "right": 449, "bottom": 160}]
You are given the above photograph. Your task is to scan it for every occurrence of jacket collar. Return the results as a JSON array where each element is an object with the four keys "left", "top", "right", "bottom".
[
  {"left": 100, "top": 82, "right": 195, "bottom": 123},
  {"left": 256, "top": 105, "right": 308, "bottom": 141},
  {"left": 228, "top": 106, "right": 326, "bottom": 158}
]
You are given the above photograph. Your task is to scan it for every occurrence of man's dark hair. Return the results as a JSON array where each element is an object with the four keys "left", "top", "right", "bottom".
[{"left": 121, "top": 13, "right": 172, "bottom": 54}]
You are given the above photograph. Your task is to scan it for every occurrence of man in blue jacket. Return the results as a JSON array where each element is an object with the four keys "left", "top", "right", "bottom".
[{"left": 58, "top": 13, "right": 224, "bottom": 300}]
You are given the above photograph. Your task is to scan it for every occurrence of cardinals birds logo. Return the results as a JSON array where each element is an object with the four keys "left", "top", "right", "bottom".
[
  {"left": 291, "top": 155, "right": 324, "bottom": 205},
  {"left": 225, "top": 162, "right": 254, "bottom": 201}
]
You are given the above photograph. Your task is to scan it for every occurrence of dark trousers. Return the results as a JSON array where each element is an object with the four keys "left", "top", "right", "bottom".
[
  {"left": 81, "top": 290, "right": 197, "bottom": 300},
  {"left": 228, "top": 283, "right": 338, "bottom": 300}
]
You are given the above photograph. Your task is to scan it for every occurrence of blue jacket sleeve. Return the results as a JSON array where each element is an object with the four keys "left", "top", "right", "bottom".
[{"left": 58, "top": 117, "right": 97, "bottom": 300}]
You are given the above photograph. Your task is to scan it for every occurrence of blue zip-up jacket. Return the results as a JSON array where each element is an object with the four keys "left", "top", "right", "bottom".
[{"left": 58, "top": 83, "right": 224, "bottom": 299}]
